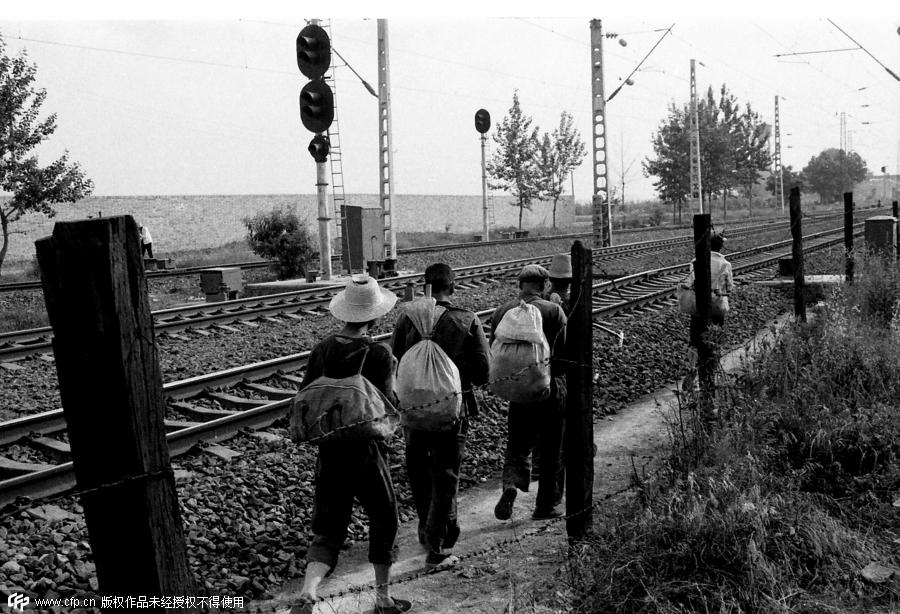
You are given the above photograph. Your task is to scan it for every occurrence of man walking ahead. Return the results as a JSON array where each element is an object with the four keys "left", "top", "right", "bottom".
[
  {"left": 392, "top": 263, "right": 490, "bottom": 569},
  {"left": 491, "top": 264, "right": 567, "bottom": 521}
]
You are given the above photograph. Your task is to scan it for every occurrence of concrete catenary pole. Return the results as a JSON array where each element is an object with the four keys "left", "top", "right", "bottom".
[
  {"left": 589, "top": 19, "right": 612, "bottom": 247},
  {"left": 689, "top": 59, "right": 703, "bottom": 214},
  {"left": 377, "top": 19, "right": 397, "bottom": 265}
]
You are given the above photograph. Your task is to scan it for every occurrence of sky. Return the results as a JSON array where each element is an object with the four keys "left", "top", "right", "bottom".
[{"left": 0, "top": 1, "right": 898, "bottom": 202}]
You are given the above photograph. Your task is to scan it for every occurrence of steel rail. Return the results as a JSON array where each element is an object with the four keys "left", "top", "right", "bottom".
[
  {"left": 2, "top": 207, "right": 876, "bottom": 294},
  {"left": 0, "top": 218, "right": 833, "bottom": 360},
  {"left": 0, "top": 223, "right": 863, "bottom": 507}
]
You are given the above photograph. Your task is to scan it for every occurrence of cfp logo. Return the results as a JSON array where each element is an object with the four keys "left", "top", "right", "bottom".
[{"left": 6, "top": 593, "right": 29, "bottom": 611}]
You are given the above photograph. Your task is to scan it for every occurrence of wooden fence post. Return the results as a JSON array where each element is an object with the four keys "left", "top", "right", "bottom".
[
  {"left": 844, "top": 192, "right": 854, "bottom": 283},
  {"left": 893, "top": 201, "right": 899, "bottom": 261},
  {"left": 565, "top": 240, "right": 593, "bottom": 541},
  {"left": 35, "top": 215, "right": 194, "bottom": 602},
  {"left": 692, "top": 214, "right": 714, "bottom": 416},
  {"left": 789, "top": 187, "right": 806, "bottom": 322}
]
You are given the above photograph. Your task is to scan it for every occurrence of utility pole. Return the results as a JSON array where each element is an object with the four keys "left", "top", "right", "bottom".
[
  {"left": 377, "top": 19, "right": 397, "bottom": 268},
  {"left": 689, "top": 59, "right": 703, "bottom": 213},
  {"left": 590, "top": 19, "right": 612, "bottom": 247},
  {"left": 774, "top": 95, "right": 784, "bottom": 213},
  {"left": 840, "top": 111, "right": 847, "bottom": 194}
]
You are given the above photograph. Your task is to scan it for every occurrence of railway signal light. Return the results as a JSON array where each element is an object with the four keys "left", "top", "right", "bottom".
[
  {"left": 308, "top": 135, "right": 330, "bottom": 162},
  {"left": 475, "top": 108, "right": 491, "bottom": 134},
  {"left": 299, "top": 79, "right": 334, "bottom": 134},
  {"left": 296, "top": 24, "right": 331, "bottom": 80}
]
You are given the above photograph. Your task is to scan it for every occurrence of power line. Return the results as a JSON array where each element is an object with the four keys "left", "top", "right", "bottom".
[
  {"left": 607, "top": 24, "right": 675, "bottom": 102},
  {"left": 9, "top": 34, "right": 296, "bottom": 76},
  {"left": 826, "top": 18, "right": 900, "bottom": 82}
]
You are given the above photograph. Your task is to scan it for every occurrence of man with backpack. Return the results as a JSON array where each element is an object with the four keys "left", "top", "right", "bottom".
[
  {"left": 491, "top": 264, "right": 568, "bottom": 521},
  {"left": 289, "top": 274, "right": 411, "bottom": 614},
  {"left": 392, "top": 263, "right": 490, "bottom": 570},
  {"left": 679, "top": 231, "right": 734, "bottom": 393}
]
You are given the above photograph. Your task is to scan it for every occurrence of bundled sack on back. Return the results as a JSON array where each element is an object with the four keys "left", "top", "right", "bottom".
[
  {"left": 290, "top": 344, "right": 399, "bottom": 444},
  {"left": 396, "top": 297, "right": 463, "bottom": 431},
  {"left": 489, "top": 300, "right": 551, "bottom": 403}
]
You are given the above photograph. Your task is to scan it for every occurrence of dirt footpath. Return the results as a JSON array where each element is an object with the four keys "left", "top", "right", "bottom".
[{"left": 253, "top": 313, "right": 792, "bottom": 614}]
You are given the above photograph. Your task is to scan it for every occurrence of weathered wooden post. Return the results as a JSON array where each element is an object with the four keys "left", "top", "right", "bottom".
[
  {"left": 564, "top": 240, "right": 593, "bottom": 541},
  {"left": 844, "top": 192, "right": 854, "bottom": 283},
  {"left": 789, "top": 187, "right": 806, "bottom": 322},
  {"left": 35, "top": 215, "right": 194, "bottom": 602},
  {"left": 893, "top": 201, "right": 899, "bottom": 261},
  {"left": 693, "top": 214, "right": 714, "bottom": 415}
]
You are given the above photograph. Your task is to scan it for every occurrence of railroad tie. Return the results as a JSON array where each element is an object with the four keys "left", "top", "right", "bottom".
[
  {"left": 241, "top": 382, "right": 298, "bottom": 400},
  {"left": 0, "top": 456, "right": 56, "bottom": 478},
  {"left": 205, "top": 392, "right": 271, "bottom": 411},
  {"left": 171, "top": 401, "right": 238, "bottom": 422},
  {"left": 26, "top": 436, "right": 72, "bottom": 462}
]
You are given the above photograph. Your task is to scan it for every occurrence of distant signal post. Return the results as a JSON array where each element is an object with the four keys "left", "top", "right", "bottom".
[{"left": 475, "top": 109, "right": 491, "bottom": 241}]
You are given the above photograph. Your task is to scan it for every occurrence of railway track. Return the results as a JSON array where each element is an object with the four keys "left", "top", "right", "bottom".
[
  {"left": 0, "top": 217, "right": 846, "bottom": 362},
  {"left": 0, "top": 222, "right": 862, "bottom": 508},
  {"left": 0, "top": 207, "right": 873, "bottom": 294}
]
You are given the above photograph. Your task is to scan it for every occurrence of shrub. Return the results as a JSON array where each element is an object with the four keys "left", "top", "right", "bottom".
[{"left": 243, "top": 207, "right": 316, "bottom": 280}]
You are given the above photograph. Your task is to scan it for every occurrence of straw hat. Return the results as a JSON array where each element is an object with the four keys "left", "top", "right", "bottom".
[
  {"left": 518, "top": 264, "right": 549, "bottom": 282},
  {"left": 328, "top": 274, "right": 398, "bottom": 323},
  {"left": 548, "top": 254, "right": 572, "bottom": 279}
]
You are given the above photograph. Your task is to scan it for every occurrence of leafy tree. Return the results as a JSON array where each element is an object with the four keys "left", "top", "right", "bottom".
[
  {"left": 487, "top": 92, "right": 541, "bottom": 230},
  {"left": 243, "top": 207, "right": 316, "bottom": 279},
  {"left": 536, "top": 111, "right": 587, "bottom": 228},
  {"left": 0, "top": 36, "right": 94, "bottom": 275},
  {"left": 801, "top": 148, "right": 868, "bottom": 204},
  {"left": 765, "top": 164, "right": 805, "bottom": 204},
  {"left": 643, "top": 84, "right": 770, "bottom": 222}
]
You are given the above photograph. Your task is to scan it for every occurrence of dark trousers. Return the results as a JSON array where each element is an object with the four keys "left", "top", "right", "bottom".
[
  {"left": 142, "top": 242, "right": 154, "bottom": 258},
  {"left": 307, "top": 441, "right": 399, "bottom": 571},
  {"left": 502, "top": 391, "right": 565, "bottom": 511},
  {"left": 405, "top": 420, "right": 467, "bottom": 552}
]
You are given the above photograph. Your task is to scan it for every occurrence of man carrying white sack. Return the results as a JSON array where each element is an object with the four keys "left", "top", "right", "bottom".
[
  {"left": 490, "top": 264, "right": 567, "bottom": 521},
  {"left": 391, "top": 263, "right": 490, "bottom": 569}
]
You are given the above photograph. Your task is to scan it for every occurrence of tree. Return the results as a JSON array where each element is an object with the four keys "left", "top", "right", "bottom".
[
  {"left": 765, "top": 164, "right": 805, "bottom": 204},
  {"left": 643, "top": 84, "right": 771, "bottom": 222},
  {"left": 487, "top": 92, "right": 542, "bottom": 230},
  {"left": 243, "top": 207, "right": 316, "bottom": 279},
  {"left": 536, "top": 111, "right": 587, "bottom": 228},
  {"left": 802, "top": 148, "right": 868, "bottom": 204},
  {"left": 0, "top": 37, "right": 94, "bottom": 275},
  {"left": 643, "top": 102, "right": 691, "bottom": 223}
]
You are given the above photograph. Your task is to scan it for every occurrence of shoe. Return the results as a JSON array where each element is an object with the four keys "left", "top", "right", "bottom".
[
  {"left": 531, "top": 506, "right": 563, "bottom": 520},
  {"left": 372, "top": 598, "right": 413, "bottom": 614},
  {"left": 425, "top": 551, "right": 460, "bottom": 570},
  {"left": 494, "top": 487, "right": 518, "bottom": 520},
  {"left": 289, "top": 594, "right": 315, "bottom": 614}
]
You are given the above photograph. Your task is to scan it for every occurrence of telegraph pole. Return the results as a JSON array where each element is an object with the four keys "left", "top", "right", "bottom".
[
  {"left": 377, "top": 19, "right": 397, "bottom": 267},
  {"left": 589, "top": 19, "right": 612, "bottom": 247},
  {"left": 689, "top": 59, "right": 703, "bottom": 213},
  {"left": 774, "top": 95, "right": 784, "bottom": 213}
]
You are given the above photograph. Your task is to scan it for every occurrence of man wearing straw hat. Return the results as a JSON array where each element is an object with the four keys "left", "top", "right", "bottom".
[
  {"left": 292, "top": 274, "right": 411, "bottom": 614},
  {"left": 492, "top": 264, "right": 568, "bottom": 521}
]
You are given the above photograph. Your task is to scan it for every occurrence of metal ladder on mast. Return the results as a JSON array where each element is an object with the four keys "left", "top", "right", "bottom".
[{"left": 323, "top": 20, "right": 349, "bottom": 274}]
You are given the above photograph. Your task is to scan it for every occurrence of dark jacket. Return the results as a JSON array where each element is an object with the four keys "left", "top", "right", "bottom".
[
  {"left": 301, "top": 334, "right": 398, "bottom": 405},
  {"left": 491, "top": 291, "right": 567, "bottom": 378},
  {"left": 391, "top": 300, "right": 490, "bottom": 418}
]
